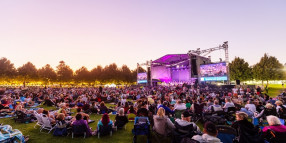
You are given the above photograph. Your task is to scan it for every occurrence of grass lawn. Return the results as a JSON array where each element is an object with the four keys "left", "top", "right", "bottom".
[
  {"left": 0, "top": 104, "right": 175, "bottom": 143},
  {"left": 264, "top": 84, "right": 285, "bottom": 97}
]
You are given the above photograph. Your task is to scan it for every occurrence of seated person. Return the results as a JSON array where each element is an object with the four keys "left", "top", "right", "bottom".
[
  {"left": 90, "top": 102, "right": 99, "bottom": 114},
  {"left": 158, "top": 101, "right": 174, "bottom": 115},
  {"left": 232, "top": 112, "right": 264, "bottom": 143},
  {"left": 44, "top": 97, "right": 55, "bottom": 106},
  {"left": 262, "top": 115, "right": 286, "bottom": 135},
  {"left": 223, "top": 97, "right": 235, "bottom": 111},
  {"left": 256, "top": 101, "right": 265, "bottom": 113},
  {"left": 24, "top": 95, "right": 34, "bottom": 106},
  {"left": 127, "top": 105, "right": 137, "bottom": 114},
  {"left": 207, "top": 100, "right": 223, "bottom": 113},
  {"left": 42, "top": 109, "right": 56, "bottom": 124},
  {"left": 97, "top": 113, "right": 113, "bottom": 130},
  {"left": 115, "top": 102, "right": 123, "bottom": 112},
  {"left": 82, "top": 101, "right": 90, "bottom": 113},
  {"left": 275, "top": 100, "right": 286, "bottom": 118},
  {"left": 114, "top": 108, "right": 128, "bottom": 128},
  {"left": 15, "top": 105, "right": 33, "bottom": 114},
  {"left": 123, "top": 102, "right": 129, "bottom": 114},
  {"left": 72, "top": 113, "right": 94, "bottom": 137},
  {"left": 0, "top": 103, "right": 11, "bottom": 112},
  {"left": 99, "top": 102, "right": 109, "bottom": 114},
  {"left": 53, "top": 113, "right": 68, "bottom": 136},
  {"left": 76, "top": 108, "right": 90, "bottom": 121},
  {"left": 57, "top": 103, "right": 68, "bottom": 116},
  {"left": 174, "top": 100, "right": 186, "bottom": 111},
  {"left": 255, "top": 103, "right": 277, "bottom": 119},
  {"left": 136, "top": 102, "right": 149, "bottom": 117},
  {"left": 192, "top": 122, "right": 222, "bottom": 143},
  {"left": 175, "top": 111, "right": 201, "bottom": 134},
  {"left": 153, "top": 107, "right": 175, "bottom": 136},
  {"left": 76, "top": 100, "right": 84, "bottom": 108}
]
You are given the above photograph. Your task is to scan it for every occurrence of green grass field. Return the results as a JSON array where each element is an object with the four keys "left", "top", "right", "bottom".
[
  {"left": 0, "top": 103, "right": 175, "bottom": 143},
  {"left": 264, "top": 84, "right": 285, "bottom": 97}
]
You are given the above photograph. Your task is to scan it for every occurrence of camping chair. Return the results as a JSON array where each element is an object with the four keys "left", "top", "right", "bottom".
[
  {"left": 265, "top": 129, "right": 286, "bottom": 143},
  {"left": 192, "top": 104, "right": 204, "bottom": 123},
  {"left": 172, "top": 122, "right": 196, "bottom": 143},
  {"left": 34, "top": 113, "right": 44, "bottom": 129},
  {"left": 115, "top": 120, "right": 127, "bottom": 130},
  {"left": 216, "top": 125, "right": 237, "bottom": 143},
  {"left": 132, "top": 117, "right": 150, "bottom": 143},
  {"left": 97, "top": 124, "right": 113, "bottom": 138},
  {"left": 224, "top": 107, "right": 236, "bottom": 122},
  {"left": 14, "top": 111, "right": 31, "bottom": 123},
  {"left": 128, "top": 113, "right": 136, "bottom": 121},
  {"left": 71, "top": 124, "right": 86, "bottom": 138},
  {"left": 40, "top": 115, "right": 55, "bottom": 133}
]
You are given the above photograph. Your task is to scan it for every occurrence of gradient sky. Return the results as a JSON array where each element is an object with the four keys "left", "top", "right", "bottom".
[{"left": 0, "top": 0, "right": 285, "bottom": 70}]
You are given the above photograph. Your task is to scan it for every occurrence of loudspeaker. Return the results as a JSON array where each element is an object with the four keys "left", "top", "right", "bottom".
[
  {"left": 236, "top": 80, "right": 240, "bottom": 85},
  {"left": 191, "top": 59, "right": 198, "bottom": 75},
  {"left": 147, "top": 67, "right": 151, "bottom": 81}
]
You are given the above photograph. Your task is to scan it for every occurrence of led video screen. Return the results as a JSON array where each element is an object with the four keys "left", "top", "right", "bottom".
[
  {"left": 137, "top": 72, "right": 148, "bottom": 83},
  {"left": 200, "top": 62, "right": 227, "bottom": 81}
]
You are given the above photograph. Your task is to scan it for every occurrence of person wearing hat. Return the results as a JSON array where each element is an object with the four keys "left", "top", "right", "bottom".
[
  {"left": 174, "top": 110, "right": 200, "bottom": 134},
  {"left": 192, "top": 122, "right": 222, "bottom": 143}
]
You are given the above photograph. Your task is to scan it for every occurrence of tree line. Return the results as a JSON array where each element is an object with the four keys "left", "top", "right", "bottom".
[
  {"left": 0, "top": 58, "right": 146, "bottom": 86},
  {"left": 0, "top": 53, "right": 285, "bottom": 86},
  {"left": 229, "top": 53, "right": 286, "bottom": 85}
]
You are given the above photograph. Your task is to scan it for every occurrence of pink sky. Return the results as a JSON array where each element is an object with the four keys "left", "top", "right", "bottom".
[{"left": 0, "top": 0, "right": 285, "bottom": 70}]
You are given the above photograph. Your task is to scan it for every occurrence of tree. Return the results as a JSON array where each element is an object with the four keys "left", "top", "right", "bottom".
[
  {"left": 38, "top": 64, "right": 57, "bottom": 84},
  {"left": 17, "top": 62, "right": 38, "bottom": 86},
  {"left": 119, "top": 65, "right": 133, "bottom": 83},
  {"left": 253, "top": 53, "right": 284, "bottom": 85},
  {"left": 56, "top": 61, "right": 74, "bottom": 83},
  {"left": 229, "top": 57, "right": 252, "bottom": 81},
  {"left": 75, "top": 66, "right": 90, "bottom": 84},
  {"left": 102, "top": 63, "right": 120, "bottom": 84},
  {"left": 90, "top": 65, "right": 103, "bottom": 84},
  {"left": 0, "top": 57, "right": 17, "bottom": 81}
]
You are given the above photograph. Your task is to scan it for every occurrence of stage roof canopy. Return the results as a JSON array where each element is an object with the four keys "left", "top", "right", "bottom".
[{"left": 152, "top": 54, "right": 189, "bottom": 65}]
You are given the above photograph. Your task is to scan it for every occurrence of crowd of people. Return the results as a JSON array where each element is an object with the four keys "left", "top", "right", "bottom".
[{"left": 1, "top": 84, "right": 286, "bottom": 143}]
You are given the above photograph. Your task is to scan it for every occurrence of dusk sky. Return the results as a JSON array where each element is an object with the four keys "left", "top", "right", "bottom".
[{"left": 0, "top": 0, "right": 285, "bottom": 70}]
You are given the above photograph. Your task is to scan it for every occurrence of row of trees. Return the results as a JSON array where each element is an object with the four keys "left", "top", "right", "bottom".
[
  {"left": 229, "top": 53, "right": 286, "bottom": 85},
  {"left": 0, "top": 53, "right": 285, "bottom": 86},
  {"left": 0, "top": 58, "right": 146, "bottom": 85}
]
